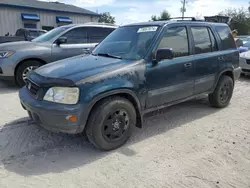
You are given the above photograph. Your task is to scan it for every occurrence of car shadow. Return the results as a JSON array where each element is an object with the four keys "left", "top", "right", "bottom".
[
  {"left": 0, "top": 80, "right": 19, "bottom": 94},
  {"left": 1, "top": 97, "right": 221, "bottom": 176}
]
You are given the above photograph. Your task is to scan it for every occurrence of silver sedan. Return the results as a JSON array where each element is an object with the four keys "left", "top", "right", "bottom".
[{"left": 240, "top": 51, "right": 250, "bottom": 74}]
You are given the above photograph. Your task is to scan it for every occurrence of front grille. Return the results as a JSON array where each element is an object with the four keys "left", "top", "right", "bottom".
[
  {"left": 246, "top": 59, "right": 250, "bottom": 65},
  {"left": 242, "top": 69, "right": 250, "bottom": 73},
  {"left": 26, "top": 79, "right": 40, "bottom": 97}
]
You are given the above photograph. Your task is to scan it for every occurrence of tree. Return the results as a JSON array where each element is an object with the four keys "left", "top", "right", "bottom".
[
  {"left": 219, "top": 8, "right": 250, "bottom": 35},
  {"left": 98, "top": 12, "right": 115, "bottom": 24},
  {"left": 151, "top": 10, "right": 171, "bottom": 21}
]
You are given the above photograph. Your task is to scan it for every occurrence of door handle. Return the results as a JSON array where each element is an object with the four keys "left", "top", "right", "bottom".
[{"left": 184, "top": 63, "right": 192, "bottom": 68}]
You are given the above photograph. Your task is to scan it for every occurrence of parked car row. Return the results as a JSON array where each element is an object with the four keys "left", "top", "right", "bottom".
[
  {"left": 17, "top": 20, "right": 241, "bottom": 150},
  {"left": 0, "top": 23, "right": 117, "bottom": 86},
  {"left": 234, "top": 36, "right": 250, "bottom": 74},
  {"left": 0, "top": 28, "right": 47, "bottom": 44}
]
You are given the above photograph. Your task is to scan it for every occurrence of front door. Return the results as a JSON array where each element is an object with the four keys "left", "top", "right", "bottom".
[
  {"left": 51, "top": 27, "right": 97, "bottom": 62},
  {"left": 146, "top": 26, "right": 195, "bottom": 108}
]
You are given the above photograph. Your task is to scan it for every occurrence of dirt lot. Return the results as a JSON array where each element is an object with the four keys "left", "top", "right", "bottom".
[{"left": 0, "top": 78, "right": 250, "bottom": 188}]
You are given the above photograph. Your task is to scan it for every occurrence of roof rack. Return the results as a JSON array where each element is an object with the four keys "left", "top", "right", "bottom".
[{"left": 170, "top": 17, "right": 197, "bottom": 21}]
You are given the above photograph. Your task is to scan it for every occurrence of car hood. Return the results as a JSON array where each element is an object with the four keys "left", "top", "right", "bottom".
[
  {"left": 35, "top": 54, "right": 132, "bottom": 83},
  {"left": 240, "top": 50, "right": 250, "bottom": 59},
  {"left": 0, "top": 41, "right": 49, "bottom": 51}
]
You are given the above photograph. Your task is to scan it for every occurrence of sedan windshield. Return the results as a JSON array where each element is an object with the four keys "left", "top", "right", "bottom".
[
  {"left": 92, "top": 26, "right": 159, "bottom": 60},
  {"left": 32, "top": 26, "right": 71, "bottom": 43}
]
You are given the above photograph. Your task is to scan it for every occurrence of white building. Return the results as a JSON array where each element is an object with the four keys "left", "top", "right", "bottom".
[{"left": 0, "top": 0, "right": 100, "bottom": 35}]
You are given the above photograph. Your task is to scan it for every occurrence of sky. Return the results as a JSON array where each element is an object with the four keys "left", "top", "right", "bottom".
[{"left": 41, "top": 0, "right": 249, "bottom": 24}]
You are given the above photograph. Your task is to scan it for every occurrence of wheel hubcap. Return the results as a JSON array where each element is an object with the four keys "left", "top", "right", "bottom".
[
  {"left": 102, "top": 109, "right": 129, "bottom": 141},
  {"left": 22, "top": 66, "right": 39, "bottom": 82},
  {"left": 220, "top": 83, "right": 230, "bottom": 103}
]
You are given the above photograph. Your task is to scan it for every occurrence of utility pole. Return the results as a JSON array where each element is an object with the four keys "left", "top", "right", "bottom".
[{"left": 181, "top": 0, "right": 187, "bottom": 19}]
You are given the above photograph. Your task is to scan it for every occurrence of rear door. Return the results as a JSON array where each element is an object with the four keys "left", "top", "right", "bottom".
[
  {"left": 189, "top": 26, "right": 220, "bottom": 94},
  {"left": 51, "top": 27, "right": 89, "bottom": 61}
]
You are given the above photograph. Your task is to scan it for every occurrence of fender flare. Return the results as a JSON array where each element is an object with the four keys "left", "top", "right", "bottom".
[
  {"left": 86, "top": 89, "right": 143, "bottom": 128},
  {"left": 213, "top": 68, "right": 234, "bottom": 91}
]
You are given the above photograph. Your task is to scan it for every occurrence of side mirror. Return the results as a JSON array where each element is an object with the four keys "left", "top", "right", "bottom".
[
  {"left": 155, "top": 48, "right": 174, "bottom": 63},
  {"left": 56, "top": 37, "right": 67, "bottom": 45}
]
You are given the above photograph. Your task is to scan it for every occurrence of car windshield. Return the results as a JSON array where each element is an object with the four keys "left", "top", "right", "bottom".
[
  {"left": 92, "top": 25, "right": 160, "bottom": 60},
  {"left": 243, "top": 41, "right": 250, "bottom": 48},
  {"left": 32, "top": 26, "right": 71, "bottom": 42}
]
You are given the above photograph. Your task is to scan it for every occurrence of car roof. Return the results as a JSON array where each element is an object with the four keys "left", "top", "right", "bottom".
[
  {"left": 123, "top": 20, "right": 229, "bottom": 27},
  {"left": 64, "top": 23, "right": 118, "bottom": 29}
]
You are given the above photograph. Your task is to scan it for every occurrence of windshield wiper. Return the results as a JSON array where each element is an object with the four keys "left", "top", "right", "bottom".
[{"left": 92, "top": 53, "right": 122, "bottom": 59}]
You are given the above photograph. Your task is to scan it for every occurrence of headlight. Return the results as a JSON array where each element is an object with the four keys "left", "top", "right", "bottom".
[
  {"left": 0, "top": 51, "right": 15, "bottom": 58},
  {"left": 43, "top": 87, "right": 79, "bottom": 104}
]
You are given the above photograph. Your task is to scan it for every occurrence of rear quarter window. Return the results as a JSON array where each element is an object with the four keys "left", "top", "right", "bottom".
[{"left": 214, "top": 26, "right": 236, "bottom": 50}]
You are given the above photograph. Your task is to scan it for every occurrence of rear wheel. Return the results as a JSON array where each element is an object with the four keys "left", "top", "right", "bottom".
[
  {"left": 86, "top": 97, "right": 136, "bottom": 151},
  {"left": 15, "top": 60, "right": 42, "bottom": 87},
  {"left": 209, "top": 75, "right": 234, "bottom": 108}
]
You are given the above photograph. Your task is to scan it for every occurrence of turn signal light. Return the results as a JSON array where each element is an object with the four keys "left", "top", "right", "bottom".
[{"left": 66, "top": 115, "right": 78, "bottom": 122}]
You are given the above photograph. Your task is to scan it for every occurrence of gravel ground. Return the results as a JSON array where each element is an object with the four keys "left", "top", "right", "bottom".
[{"left": 0, "top": 78, "right": 250, "bottom": 188}]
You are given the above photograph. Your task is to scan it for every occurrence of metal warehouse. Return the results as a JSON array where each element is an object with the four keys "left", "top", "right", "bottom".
[{"left": 0, "top": 0, "right": 100, "bottom": 35}]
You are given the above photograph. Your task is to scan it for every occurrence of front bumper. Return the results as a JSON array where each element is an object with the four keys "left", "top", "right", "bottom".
[
  {"left": 19, "top": 87, "right": 86, "bottom": 134},
  {"left": 239, "top": 58, "right": 250, "bottom": 73},
  {"left": 0, "top": 58, "right": 15, "bottom": 79},
  {"left": 233, "top": 67, "right": 242, "bottom": 79}
]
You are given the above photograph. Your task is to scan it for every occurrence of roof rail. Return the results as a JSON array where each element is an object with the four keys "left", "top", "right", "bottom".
[{"left": 170, "top": 17, "right": 197, "bottom": 21}]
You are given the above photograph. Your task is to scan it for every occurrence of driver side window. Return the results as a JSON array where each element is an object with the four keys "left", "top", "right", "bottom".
[
  {"left": 62, "top": 27, "right": 88, "bottom": 44},
  {"left": 157, "top": 26, "right": 189, "bottom": 58}
]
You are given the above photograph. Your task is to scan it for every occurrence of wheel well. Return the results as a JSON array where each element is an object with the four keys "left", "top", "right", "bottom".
[
  {"left": 88, "top": 93, "right": 142, "bottom": 128},
  {"left": 14, "top": 58, "right": 46, "bottom": 76},
  {"left": 221, "top": 71, "right": 234, "bottom": 83}
]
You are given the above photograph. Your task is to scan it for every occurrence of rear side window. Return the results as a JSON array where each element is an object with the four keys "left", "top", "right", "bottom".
[
  {"left": 208, "top": 29, "right": 218, "bottom": 51},
  {"left": 88, "top": 27, "right": 115, "bottom": 43},
  {"left": 16, "top": 29, "right": 24, "bottom": 36},
  {"left": 158, "top": 26, "right": 189, "bottom": 57},
  {"left": 191, "top": 27, "right": 212, "bottom": 54},
  {"left": 63, "top": 27, "right": 88, "bottom": 44},
  {"left": 191, "top": 27, "right": 218, "bottom": 54},
  {"left": 215, "top": 26, "right": 236, "bottom": 50}
]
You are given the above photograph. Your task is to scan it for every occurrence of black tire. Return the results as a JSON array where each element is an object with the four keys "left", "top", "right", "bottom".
[
  {"left": 86, "top": 96, "right": 136, "bottom": 151},
  {"left": 15, "top": 60, "right": 43, "bottom": 87},
  {"left": 209, "top": 75, "right": 234, "bottom": 108}
]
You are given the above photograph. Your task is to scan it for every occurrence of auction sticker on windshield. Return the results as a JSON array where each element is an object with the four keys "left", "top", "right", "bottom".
[{"left": 137, "top": 27, "right": 158, "bottom": 33}]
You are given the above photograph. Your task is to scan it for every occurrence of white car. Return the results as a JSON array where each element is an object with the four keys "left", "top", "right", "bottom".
[{"left": 240, "top": 51, "right": 250, "bottom": 74}]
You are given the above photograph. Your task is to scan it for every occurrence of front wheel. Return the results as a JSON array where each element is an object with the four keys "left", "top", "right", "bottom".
[
  {"left": 209, "top": 75, "right": 234, "bottom": 108},
  {"left": 86, "top": 97, "right": 136, "bottom": 151},
  {"left": 15, "top": 60, "right": 42, "bottom": 87}
]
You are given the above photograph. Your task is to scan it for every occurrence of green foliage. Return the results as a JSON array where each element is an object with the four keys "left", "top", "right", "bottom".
[
  {"left": 151, "top": 10, "right": 171, "bottom": 21},
  {"left": 219, "top": 8, "right": 250, "bottom": 35},
  {"left": 98, "top": 12, "right": 115, "bottom": 24}
]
